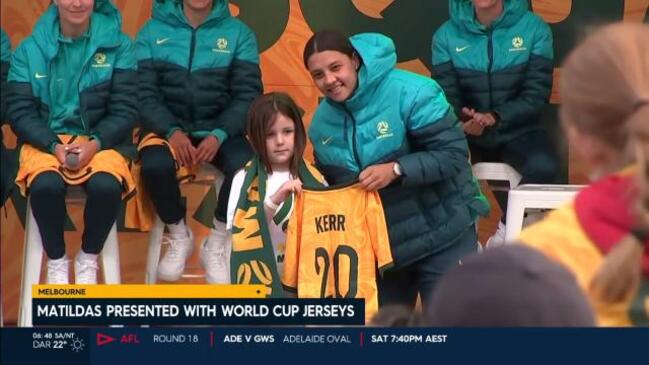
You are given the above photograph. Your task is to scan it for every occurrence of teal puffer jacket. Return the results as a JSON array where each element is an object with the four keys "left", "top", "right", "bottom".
[
  {"left": 1, "top": 28, "right": 17, "bottom": 205},
  {"left": 7, "top": 0, "right": 137, "bottom": 157},
  {"left": 309, "top": 33, "right": 489, "bottom": 269},
  {"left": 136, "top": 0, "right": 262, "bottom": 143},
  {"left": 432, "top": 0, "right": 554, "bottom": 147}
]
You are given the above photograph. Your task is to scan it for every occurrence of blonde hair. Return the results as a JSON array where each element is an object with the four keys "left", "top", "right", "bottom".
[
  {"left": 560, "top": 22, "right": 649, "bottom": 225},
  {"left": 561, "top": 23, "right": 649, "bottom": 303}
]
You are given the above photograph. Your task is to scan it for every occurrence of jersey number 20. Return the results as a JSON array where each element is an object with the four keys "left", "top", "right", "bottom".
[{"left": 314, "top": 245, "right": 358, "bottom": 298}]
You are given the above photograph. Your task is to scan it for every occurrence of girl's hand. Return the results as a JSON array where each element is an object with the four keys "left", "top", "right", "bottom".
[
  {"left": 270, "top": 179, "right": 302, "bottom": 206},
  {"left": 359, "top": 163, "right": 399, "bottom": 191}
]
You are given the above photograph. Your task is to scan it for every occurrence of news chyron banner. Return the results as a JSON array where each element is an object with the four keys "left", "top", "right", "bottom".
[
  {"left": 31, "top": 285, "right": 364, "bottom": 326},
  {"left": 5, "top": 327, "right": 649, "bottom": 365}
]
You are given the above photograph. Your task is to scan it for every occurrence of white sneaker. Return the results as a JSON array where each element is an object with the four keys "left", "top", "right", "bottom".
[
  {"left": 477, "top": 241, "right": 484, "bottom": 252},
  {"left": 46, "top": 258, "right": 70, "bottom": 284},
  {"left": 157, "top": 229, "right": 194, "bottom": 282},
  {"left": 486, "top": 221, "right": 507, "bottom": 248},
  {"left": 200, "top": 236, "right": 230, "bottom": 284},
  {"left": 75, "top": 254, "right": 99, "bottom": 284}
]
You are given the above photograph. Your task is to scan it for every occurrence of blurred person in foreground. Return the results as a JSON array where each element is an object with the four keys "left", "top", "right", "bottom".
[{"left": 519, "top": 23, "right": 649, "bottom": 326}]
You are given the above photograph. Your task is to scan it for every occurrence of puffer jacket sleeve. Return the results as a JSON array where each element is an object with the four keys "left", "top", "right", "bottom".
[
  {"left": 396, "top": 80, "right": 470, "bottom": 187},
  {"left": 89, "top": 34, "right": 137, "bottom": 149},
  {"left": 492, "top": 20, "right": 553, "bottom": 127},
  {"left": 431, "top": 26, "right": 464, "bottom": 119},
  {"left": 210, "top": 24, "right": 262, "bottom": 140},
  {"left": 136, "top": 24, "right": 182, "bottom": 138},
  {"left": 0, "top": 60, "right": 7, "bottom": 123},
  {"left": 7, "top": 43, "right": 59, "bottom": 152},
  {"left": 1, "top": 30, "right": 11, "bottom": 123}
]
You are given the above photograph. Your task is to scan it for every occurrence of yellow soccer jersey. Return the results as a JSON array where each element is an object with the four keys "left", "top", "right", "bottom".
[{"left": 282, "top": 184, "right": 394, "bottom": 321}]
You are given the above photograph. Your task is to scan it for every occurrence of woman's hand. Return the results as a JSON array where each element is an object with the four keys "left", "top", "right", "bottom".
[
  {"left": 461, "top": 107, "right": 475, "bottom": 122},
  {"left": 359, "top": 162, "right": 399, "bottom": 191},
  {"left": 195, "top": 135, "right": 220, "bottom": 164},
  {"left": 66, "top": 140, "right": 99, "bottom": 170},
  {"left": 168, "top": 130, "right": 196, "bottom": 167},
  {"left": 462, "top": 120, "right": 485, "bottom": 136},
  {"left": 53, "top": 143, "right": 67, "bottom": 165},
  {"left": 473, "top": 112, "right": 497, "bottom": 127}
]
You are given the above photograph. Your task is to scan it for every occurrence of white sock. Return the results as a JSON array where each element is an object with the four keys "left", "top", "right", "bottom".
[
  {"left": 206, "top": 218, "right": 227, "bottom": 249},
  {"left": 77, "top": 250, "right": 98, "bottom": 262},
  {"left": 167, "top": 219, "right": 188, "bottom": 238}
]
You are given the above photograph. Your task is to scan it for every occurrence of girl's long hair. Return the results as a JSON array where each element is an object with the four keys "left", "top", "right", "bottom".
[{"left": 246, "top": 92, "right": 306, "bottom": 176}]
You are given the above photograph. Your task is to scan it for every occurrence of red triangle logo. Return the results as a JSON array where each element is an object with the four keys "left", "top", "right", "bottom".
[{"left": 97, "top": 333, "right": 117, "bottom": 346}]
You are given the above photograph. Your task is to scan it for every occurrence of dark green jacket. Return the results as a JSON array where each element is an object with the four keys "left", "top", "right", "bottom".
[
  {"left": 1, "top": 28, "right": 10, "bottom": 123},
  {"left": 1, "top": 28, "right": 17, "bottom": 205},
  {"left": 136, "top": 0, "right": 262, "bottom": 144},
  {"left": 310, "top": 33, "right": 489, "bottom": 269},
  {"left": 432, "top": 0, "right": 553, "bottom": 147},
  {"left": 7, "top": 0, "right": 137, "bottom": 158}
]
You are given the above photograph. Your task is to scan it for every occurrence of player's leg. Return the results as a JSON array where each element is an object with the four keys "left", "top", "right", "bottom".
[{"left": 141, "top": 144, "right": 193, "bottom": 281}]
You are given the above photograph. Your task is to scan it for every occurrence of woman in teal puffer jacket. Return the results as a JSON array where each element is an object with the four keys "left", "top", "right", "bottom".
[
  {"left": 304, "top": 30, "right": 489, "bottom": 309},
  {"left": 7, "top": 0, "right": 137, "bottom": 285},
  {"left": 1, "top": 28, "right": 17, "bottom": 206}
]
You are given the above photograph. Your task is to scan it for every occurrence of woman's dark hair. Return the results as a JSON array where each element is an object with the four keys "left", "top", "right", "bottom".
[
  {"left": 303, "top": 29, "right": 356, "bottom": 69},
  {"left": 246, "top": 92, "right": 307, "bottom": 176}
]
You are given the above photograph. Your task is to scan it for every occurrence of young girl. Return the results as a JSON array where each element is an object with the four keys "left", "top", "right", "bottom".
[
  {"left": 519, "top": 23, "right": 649, "bottom": 326},
  {"left": 7, "top": 0, "right": 137, "bottom": 284},
  {"left": 220, "top": 92, "right": 325, "bottom": 295}
]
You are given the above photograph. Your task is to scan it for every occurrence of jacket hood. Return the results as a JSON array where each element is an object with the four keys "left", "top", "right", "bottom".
[
  {"left": 152, "top": 0, "right": 230, "bottom": 28},
  {"left": 346, "top": 33, "right": 396, "bottom": 107},
  {"left": 32, "top": 0, "right": 122, "bottom": 58},
  {"left": 449, "top": 0, "right": 528, "bottom": 34},
  {"left": 574, "top": 171, "right": 649, "bottom": 276}
]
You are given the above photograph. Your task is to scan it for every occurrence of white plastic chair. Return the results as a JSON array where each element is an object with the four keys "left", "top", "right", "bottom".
[
  {"left": 504, "top": 184, "right": 586, "bottom": 242},
  {"left": 472, "top": 162, "right": 522, "bottom": 246},
  {"left": 145, "top": 165, "right": 223, "bottom": 284},
  {"left": 18, "top": 186, "right": 121, "bottom": 327},
  {"left": 472, "top": 162, "right": 522, "bottom": 190}
]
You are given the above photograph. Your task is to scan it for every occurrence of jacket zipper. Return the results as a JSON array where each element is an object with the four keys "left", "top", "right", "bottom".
[
  {"left": 487, "top": 28, "right": 494, "bottom": 109},
  {"left": 342, "top": 105, "right": 362, "bottom": 171},
  {"left": 187, "top": 28, "right": 198, "bottom": 133},
  {"left": 78, "top": 52, "right": 93, "bottom": 132}
]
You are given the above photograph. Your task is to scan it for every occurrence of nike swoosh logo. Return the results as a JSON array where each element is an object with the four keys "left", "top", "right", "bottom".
[
  {"left": 455, "top": 46, "right": 470, "bottom": 53},
  {"left": 156, "top": 38, "right": 170, "bottom": 45},
  {"left": 35, "top": 73, "right": 48, "bottom": 79},
  {"left": 320, "top": 136, "right": 333, "bottom": 145}
]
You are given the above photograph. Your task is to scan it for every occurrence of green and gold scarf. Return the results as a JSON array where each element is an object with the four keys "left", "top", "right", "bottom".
[{"left": 231, "top": 156, "right": 325, "bottom": 297}]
